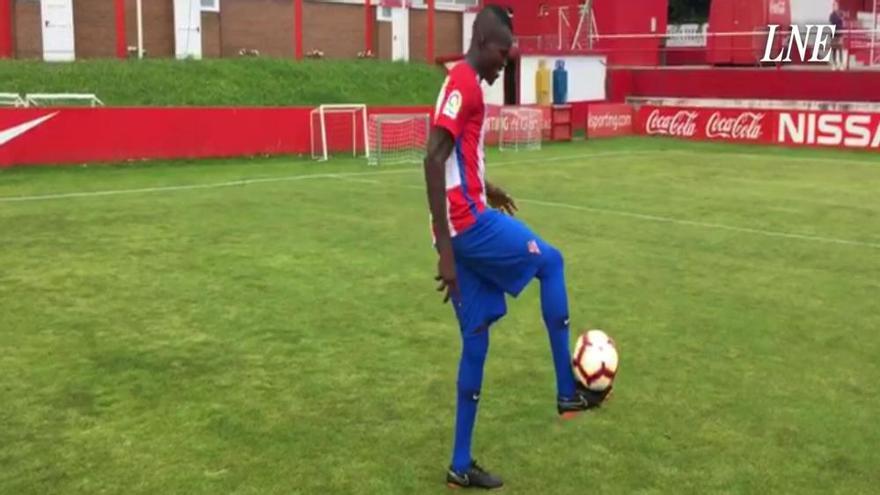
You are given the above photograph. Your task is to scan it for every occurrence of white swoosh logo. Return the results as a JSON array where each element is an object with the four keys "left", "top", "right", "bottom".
[{"left": 0, "top": 112, "right": 59, "bottom": 146}]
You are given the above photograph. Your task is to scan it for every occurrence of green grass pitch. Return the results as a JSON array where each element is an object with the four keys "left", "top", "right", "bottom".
[{"left": 1, "top": 137, "right": 878, "bottom": 494}]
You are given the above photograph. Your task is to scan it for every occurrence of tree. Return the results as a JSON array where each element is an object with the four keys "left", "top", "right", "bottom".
[{"left": 668, "top": 0, "right": 711, "bottom": 23}]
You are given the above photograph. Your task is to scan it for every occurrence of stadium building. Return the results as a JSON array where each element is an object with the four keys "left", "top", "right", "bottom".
[
  {"left": 1, "top": 0, "right": 879, "bottom": 165},
  {"left": 1, "top": 0, "right": 470, "bottom": 61}
]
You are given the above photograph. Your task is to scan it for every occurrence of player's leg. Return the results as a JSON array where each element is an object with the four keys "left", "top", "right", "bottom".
[
  {"left": 454, "top": 211, "right": 576, "bottom": 398},
  {"left": 533, "top": 241, "right": 577, "bottom": 400},
  {"left": 446, "top": 261, "right": 505, "bottom": 489},
  {"left": 450, "top": 326, "right": 488, "bottom": 474},
  {"left": 533, "top": 239, "right": 611, "bottom": 417},
  {"left": 448, "top": 328, "right": 504, "bottom": 489},
  {"left": 454, "top": 210, "right": 609, "bottom": 415}
]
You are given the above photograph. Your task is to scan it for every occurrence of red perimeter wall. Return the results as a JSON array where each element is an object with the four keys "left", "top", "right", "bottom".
[
  {"left": 607, "top": 68, "right": 880, "bottom": 103},
  {"left": 0, "top": 106, "right": 431, "bottom": 167}
]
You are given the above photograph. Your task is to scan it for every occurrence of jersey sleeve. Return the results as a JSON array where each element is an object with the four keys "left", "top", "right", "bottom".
[{"left": 433, "top": 75, "right": 476, "bottom": 139}]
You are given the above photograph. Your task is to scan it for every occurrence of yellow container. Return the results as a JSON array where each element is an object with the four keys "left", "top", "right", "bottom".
[{"left": 535, "top": 59, "right": 551, "bottom": 106}]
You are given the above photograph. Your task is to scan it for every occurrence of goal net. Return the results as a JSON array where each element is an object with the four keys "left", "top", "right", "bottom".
[
  {"left": 499, "top": 107, "right": 542, "bottom": 151},
  {"left": 310, "top": 104, "right": 369, "bottom": 161},
  {"left": 367, "top": 113, "right": 430, "bottom": 166}
]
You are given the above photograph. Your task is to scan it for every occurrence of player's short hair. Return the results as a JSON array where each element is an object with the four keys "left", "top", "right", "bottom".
[{"left": 482, "top": 4, "right": 513, "bottom": 31}]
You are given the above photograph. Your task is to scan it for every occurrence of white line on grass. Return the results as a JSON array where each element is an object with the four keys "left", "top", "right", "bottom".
[
  {"left": 3, "top": 148, "right": 877, "bottom": 249},
  {"left": 667, "top": 149, "right": 880, "bottom": 167},
  {"left": 517, "top": 198, "right": 880, "bottom": 250},
  {"left": 0, "top": 150, "right": 644, "bottom": 203},
  {"left": 338, "top": 181, "right": 880, "bottom": 250}
]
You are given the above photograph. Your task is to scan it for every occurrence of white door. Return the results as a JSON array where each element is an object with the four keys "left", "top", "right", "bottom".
[
  {"left": 462, "top": 11, "right": 476, "bottom": 51},
  {"left": 391, "top": 7, "right": 409, "bottom": 62},
  {"left": 174, "top": 0, "right": 202, "bottom": 59},
  {"left": 41, "top": 0, "right": 75, "bottom": 62}
]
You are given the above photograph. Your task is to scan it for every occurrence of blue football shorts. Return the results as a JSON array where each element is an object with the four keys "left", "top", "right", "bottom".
[{"left": 449, "top": 210, "right": 552, "bottom": 337}]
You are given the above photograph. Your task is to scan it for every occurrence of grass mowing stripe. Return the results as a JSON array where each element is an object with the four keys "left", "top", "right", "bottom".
[{"left": 0, "top": 151, "right": 649, "bottom": 203}]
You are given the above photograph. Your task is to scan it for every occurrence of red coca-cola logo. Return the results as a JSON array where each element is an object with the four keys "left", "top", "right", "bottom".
[
  {"left": 706, "top": 112, "right": 765, "bottom": 140},
  {"left": 645, "top": 109, "right": 699, "bottom": 137}
]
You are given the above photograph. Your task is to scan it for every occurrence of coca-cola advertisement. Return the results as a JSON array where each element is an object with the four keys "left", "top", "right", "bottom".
[
  {"left": 637, "top": 106, "right": 773, "bottom": 144},
  {"left": 705, "top": 111, "right": 767, "bottom": 140},
  {"left": 636, "top": 105, "right": 880, "bottom": 151}
]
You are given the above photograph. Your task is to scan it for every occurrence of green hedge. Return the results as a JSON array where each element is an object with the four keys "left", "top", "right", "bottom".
[{"left": 0, "top": 58, "right": 445, "bottom": 107}]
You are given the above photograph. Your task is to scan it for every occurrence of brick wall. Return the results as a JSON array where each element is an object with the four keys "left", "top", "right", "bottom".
[
  {"left": 439, "top": 11, "right": 463, "bottom": 58},
  {"left": 202, "top": 12, "right": 221, "bottom": 58},
  {"left": 409, "top": 9, "right": 461, "bottom": 63},
  {"left": 302, "top": 1, "right": 365, "bottom": 59},
  {"left": 376, "top": 20, "right": 391, "bottom": 61},
  {"left": 13, "top": 0, "right": 40, "bottom": 59},
  {"left": 125, "top": 0, "right": 174, "bottom": 58},
  {"left": 8, "top": 1, "right": 460, "bottom": 62},
  {"left": 74, "top": 0, "right": 116, "bottom": 58},
  {"left": 221, "top": 0, "right": 293, "bottom": 58}
]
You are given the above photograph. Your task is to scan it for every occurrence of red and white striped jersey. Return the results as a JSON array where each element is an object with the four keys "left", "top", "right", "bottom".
[{"left": 431, "top": 62, "right": 487, "bottom": 238}]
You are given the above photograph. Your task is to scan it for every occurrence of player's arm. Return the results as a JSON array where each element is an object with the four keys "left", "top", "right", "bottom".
[
  {"left": 485, "top": 180, "right": 518, "bottom": 216},
  {"left": 424, "top": 126, "right": 457, "bottom": 303},
  {"left": 426, "top": 81, "right": 474, "bottom": 303}
]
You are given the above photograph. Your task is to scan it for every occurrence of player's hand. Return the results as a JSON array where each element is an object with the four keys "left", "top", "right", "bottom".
[
  {"left": 487, "top": 184, "right": 518, "bottom": 216},
  {"left": 435, "top": 247, "right": 458, "bottom": 304}
]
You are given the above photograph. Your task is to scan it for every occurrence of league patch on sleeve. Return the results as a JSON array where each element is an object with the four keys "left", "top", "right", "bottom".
[{"left": 442, "top": 90, "right": 462, "bottom": 119}]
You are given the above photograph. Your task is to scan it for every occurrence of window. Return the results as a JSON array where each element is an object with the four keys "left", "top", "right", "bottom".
[
  {"left": 411, "top": 0, "right": 478, "bottom": 7},
  {"left": 200, "top": 0, "right": 220, "bottom": 12},
  {"left": 377, "top": 6, "right": 392, "bottom": 22}
]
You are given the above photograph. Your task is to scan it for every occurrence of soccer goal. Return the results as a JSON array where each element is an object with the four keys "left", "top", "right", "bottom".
[
  {"left": 310, "top": 104, "right": 369, "bottom": 161},
  {"left": 499, "top": 107, "right": 543, "bottom": 151},
  {"left": 0, "top": 93, "right": 26, "bottom": 107},
  {"left": 24, "top": 93, "right": 104, "bottom": 107},
  {"left": 367, "top": 113, "right": 430, "bottom": 166}
]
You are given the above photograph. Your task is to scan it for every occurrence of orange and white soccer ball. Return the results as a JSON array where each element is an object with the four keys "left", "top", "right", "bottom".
[{"left": 572, "top": 329, "right": 619, "bottom": 392}]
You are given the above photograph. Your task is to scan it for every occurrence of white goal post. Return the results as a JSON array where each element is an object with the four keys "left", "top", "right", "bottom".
[
  {"left": 0, "top": 93, "right": 26, "bottom": 107},
  {"left": 367, "top": 113, "right": 430, "bottom": 166},
  {"left": 24, "top": 93, "right": 104, "bottom": 107},
  {"left": 310, "top": 104, "right": 370, "bottom": 161},
  {"left": 499, "top": 106, "right": 543, "bottom": 151}
]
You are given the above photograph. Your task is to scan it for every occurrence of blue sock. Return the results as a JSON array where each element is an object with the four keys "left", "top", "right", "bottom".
[
  {"left": 451, "top": 328, "right": 489, "bottom": 473},
  {"left": 536, "top": 244, "right": 577, "bottom": 399}
]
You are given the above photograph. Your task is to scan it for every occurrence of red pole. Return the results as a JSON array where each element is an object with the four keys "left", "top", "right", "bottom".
[
  {"left": 114, "top": 0, "right": 126, "bottom": 59},
  {"left": 364, "top": 0, "right": 373, "bottom": 55},
  {"left": 0, "top": 0, "right": 12, "bottom": 59},
  {"left": 294, "top": 0, "right": 303, "bottom": 59},
  {"left": 427, "top": 0, "right": 435, "bottom": 63}
]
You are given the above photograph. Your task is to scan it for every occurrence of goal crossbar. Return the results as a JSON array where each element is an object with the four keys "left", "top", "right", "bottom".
[{"left": 24, "top": 93, "right": 104, "bottom": 107}]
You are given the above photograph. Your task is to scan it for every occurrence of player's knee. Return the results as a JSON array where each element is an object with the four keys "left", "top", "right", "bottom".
[
  {"left": 462, "top": 327, "right": 489, "bottom": 363},
  {"left": 539, "top": 244, "right": 564, "bottom": 274}
]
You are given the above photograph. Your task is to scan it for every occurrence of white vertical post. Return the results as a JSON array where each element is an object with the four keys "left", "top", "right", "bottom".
[
  {"left": 137, "top": 0, "right": 144, "bottom": 58},
  {"left": 872, "top": 0, "right": 878, "bottom": 66},
  {"left": 310, "top": 111, "right": 315, "bottom": 159},
  {"left": 463, "top": 11, "right": 476, "bottom": 51},
  {"left": 558, "top": 8, "right": 563, "bottom": 50},
  {"left": 362, "top": 107, "right": 370, "bottom": 159},
  {"left": 320, "top": 108, "right": 329, "bottom": 161}
]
